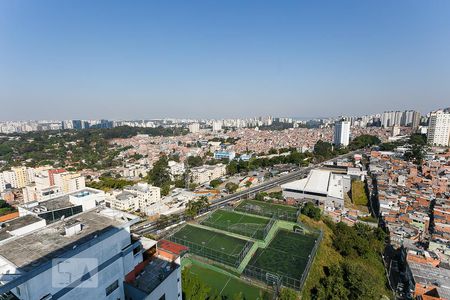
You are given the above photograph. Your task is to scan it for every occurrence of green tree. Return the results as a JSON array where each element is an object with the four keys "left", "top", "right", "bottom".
[
  {"left": 314, "top": 140, "right": 333, "bottom": 159},
  {"left": 225, "top": 182, "right": 239, "bottom": 193},
  {"left": 210, "top": 179, "right": 222, "bottom": 188},
  {"left": 185, "top": 196, "right": 209, "bottom": 218},
  {"left": 409, "top": 133, "right": 427, "bottom": 145},
  {"left": 181, "top": 268, "right": 210, "bottom": 300},
  {"left": 348, "top": 135, "right": 381, "bottom": 150},
  {"left": 279, "top": 288, "right": 298, "bottom": 300},
  {"left": 147, "top": 156, "right": 171, "bottom": 189},
  {"left": 301, "top": 202, "right": 322, "bottom": 221},
  {"left": 404, "top": 144, "right": 424, "bottom": 165},
  {"left": 226, "top": 160, "right": 238, "bottom": 175},
  {"left": 186, "top": 156, "right": 203, "bottom": 167},
  {"left": 314, "top": 264, "right": 349, "bottom": 300}
]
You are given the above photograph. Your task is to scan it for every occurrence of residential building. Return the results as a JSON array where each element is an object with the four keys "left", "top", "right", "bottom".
[
  {"left": 124, "top": 239, "right": 183, "bottom": 300},
  {"left": 190, "top": 164, "right": 226, "bottom": 185},
  {"left": 2, "top": 170, "right": 18, "bottom": 189},
  {"left": 213, "top": 150, "right": 236, "bottom": 161},
  {"left": 404, "top": 110, "right": 421, "bottom": 128},
  {"left": 11, "top": 166, "right": 31, "bottom": 189},
  {"left": 107, "top": 191, "right": 139, "bottom": 212},
  {"left": 0, "top": 208, "right": 182, "bottom": 300},
  {"left": 427, "top": 110, "right": 450, "bottom": 146},
  {"left": 121, "top": 164, "right": 148, "bottom": 179},
  {"left": 0, "top": 173, "right": 5, "bottom": 193},
  {"left": 106, "top": 183, "right": 161, "bottom": 216},
  {"left": 22, "top": 185, "right": 62, "bottom": 203},
  {"left": 188, "top": 123, "right": 200, "bottom": 133},
  {"left": 53, "top": 172, "right": 86, "bottom": 194},
  {"left": 333, "top": 120, "right": 351, "bottom": 146},
  {"left": 168, "top": 161, "right": 185, "bottom": 179},
  {"left": 212, "top": 121, "right": 222, "bottom": 132},
  {"left": 392, "top": 125, "right": 401, "bottom": 137}
]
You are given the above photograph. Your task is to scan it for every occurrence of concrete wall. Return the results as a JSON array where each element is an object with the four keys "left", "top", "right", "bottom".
[{"left": 9, "top": 219, "right": 46, "bottom": 237}]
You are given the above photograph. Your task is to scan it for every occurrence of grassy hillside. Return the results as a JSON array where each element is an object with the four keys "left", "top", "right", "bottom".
[
  {"left": 351, "top": 180, "right": 368, "bottom": 206},
  {"left": 300, "top": 215, "right": 392, "bottom": 300}
]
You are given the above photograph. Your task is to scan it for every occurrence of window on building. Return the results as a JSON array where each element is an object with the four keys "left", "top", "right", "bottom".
[
  {"left": 158, "top": 295, "right": 166, "bottom": 300},
  {"left": 105, "top": 280, "right": 119, "bottom": 296}
]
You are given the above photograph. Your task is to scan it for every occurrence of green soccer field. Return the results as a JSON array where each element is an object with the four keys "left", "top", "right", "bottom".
[
  {"left": 201, "top": 209, "right": 271, "bottom": 239},
  {"left": 245, "top": 229, "right": 318, "bottom": 289},
  {"left": 170, "top": 224, "right": 252, "bottom": 267},
  {"left": 186, "top": 260, "right": 272, "bottom": 300},
  {"left": 236, "top": 200, "right": 299, "bottom": 221}
]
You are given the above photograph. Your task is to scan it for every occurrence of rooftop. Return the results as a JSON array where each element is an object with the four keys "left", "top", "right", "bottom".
[
  {"left": 0, "top": 208, "right": 136, "bottom": 271},
  {"left": 21, "top": 188, "right": 102, "bottom": 212},
  {"left": 131, "top": 257, "right": 179, "bottom": 294},
  {"left": 281, "top": 169, "right": 348, "bottom": 200},
  {"left": 116, "top": 191, "right": 137, "bottom": 201},
  {"left": 408, "top": 261, "right": 450, "bottom": 299},
  {"left": 0, "top": 215, "right": 43, "bottom": 234}
]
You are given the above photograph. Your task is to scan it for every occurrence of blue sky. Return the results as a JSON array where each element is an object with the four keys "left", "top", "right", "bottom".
[{"left": 1, "top": 0, "right": 450, "bottom": 120}]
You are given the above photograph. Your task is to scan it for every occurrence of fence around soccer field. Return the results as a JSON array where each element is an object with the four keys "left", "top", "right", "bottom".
[
  {"left": 234, "top": 202, "right": 299, "bottom": 222},
  {"left": 167, "top": 228, "right": 254, "bottom": 268},
  {"left": 242, "top": 229, "right": 323, "bottom": 291},
  {"left": 200, "top": 210, "right": 277, "bottom": 240}
]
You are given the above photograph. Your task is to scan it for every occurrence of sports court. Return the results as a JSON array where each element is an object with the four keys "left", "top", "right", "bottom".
[
  {"left": 245, "top": 229, "right": 317, "bottom": 287},
  {"left": 236, "top": 200, "right": 299, "bottom": 221},
  {"left": 170, "top": 224, "right": 252, "bottom": 267},
  {"left": 186, "top": 260, "right": 272, "bottom": 300},
  {"left": 201, "top": 209, "right": 272, "bottom": 239}
]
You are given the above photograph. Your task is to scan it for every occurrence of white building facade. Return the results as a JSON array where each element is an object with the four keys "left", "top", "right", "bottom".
[
  {"left": 427, "top": 110, "right": 450, "bottom": 146},
  {"left": 333, "top": 120, "right": 351, "bottom": 147}
]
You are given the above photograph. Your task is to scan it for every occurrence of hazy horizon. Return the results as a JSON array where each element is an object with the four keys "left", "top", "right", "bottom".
[{"left": 1, "top": 1, "right": 450, "bottom": 120}]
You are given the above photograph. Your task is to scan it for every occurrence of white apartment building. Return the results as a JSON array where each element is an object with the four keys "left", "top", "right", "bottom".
[
  {"left": 392, "top": 125, "right": 401, "bottom": 137},
  {"left": 22, "top": 185, "right": 62, "bottom": 203},
  {"left": 333, "top": 120, "right": 351, "bottom": 147},
  {"left": 53, "top": 172, "right": 86, "bottom": 194},
  {"left": 107, "top": 191, "right": 139, "bottom": 212},
  {"left": 168, "top": 161, "right": 185, "bottom": 179},
  {"left": 107, "top": 183, "right": 161, "bottom": 216},
  {"left": 190, "top": 164, "right": 226, "bottom": 185},
  {"left": 212, "top": 121, "right": 222, "bottom": 132},
  {"left": 0, "top": 208, "right": 182, "bottom": 300},
  {"left": 121, "top": 164, "right": 148, "bottom": 179},
  {"left": 188, "top": 123, "right": 200, "bottom": 133},
  {"left": 427, "top": 110, "right": 450, "bottom": 146},
  {"left": 2, "top": 170, "right": 18, "bottom": 189},
  {"left": 0, "top": 173, "right": 6, "bottom": 193}
]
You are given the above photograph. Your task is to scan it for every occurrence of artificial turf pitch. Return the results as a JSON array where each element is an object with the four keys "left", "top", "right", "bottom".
[
  {"left": 246, "top": 229, "right": 317, "bottom": 283},
  {"left": 171, "top": 224, "right": 251, "bottom": 267},
  {"left": 201, "top": 209, "right": 271, "bottom": 239},
  {"left": 187, "top": 262, "right": 272, "bottom": 300},
  {"left": 236, "top": 199, "right": 299, "bottom": 221}
]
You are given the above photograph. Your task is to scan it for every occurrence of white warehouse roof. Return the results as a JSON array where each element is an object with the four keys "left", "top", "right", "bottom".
[{"left": 281, "top": 169, "right": 349, "bottom": 200}]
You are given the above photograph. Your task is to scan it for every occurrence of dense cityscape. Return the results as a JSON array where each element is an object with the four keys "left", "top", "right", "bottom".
[
  {"left": 0, "top": 107, "right": 449, "bottom": 300},
  {"left": 2, "top": 1, "right": 450, "bottom": 300}
]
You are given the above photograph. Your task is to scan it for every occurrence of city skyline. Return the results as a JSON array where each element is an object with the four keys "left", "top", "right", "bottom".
[{"left": 1, "top": 1, "right": 450, "bottom": 120}]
